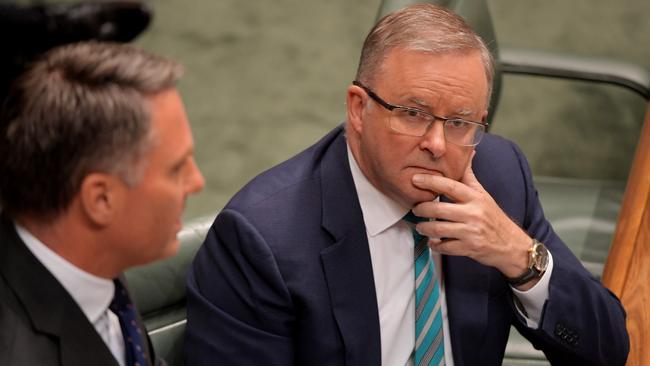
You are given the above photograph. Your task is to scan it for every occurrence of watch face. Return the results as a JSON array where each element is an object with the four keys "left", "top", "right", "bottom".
[{"left": 533, "top": 244, "right": 549, "bottom": 271}]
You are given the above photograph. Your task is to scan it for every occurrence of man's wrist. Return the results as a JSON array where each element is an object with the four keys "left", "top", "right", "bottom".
[
  {"left": 499, "top": 229, "right": 533, "bottom": 279},
  {"left": 506, "top": 239, "right": 549, "bottom": 288}
]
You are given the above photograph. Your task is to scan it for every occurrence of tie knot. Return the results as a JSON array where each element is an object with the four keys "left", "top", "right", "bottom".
[{"left": 403, "top": 210, "right": 428, "bottom": 224}]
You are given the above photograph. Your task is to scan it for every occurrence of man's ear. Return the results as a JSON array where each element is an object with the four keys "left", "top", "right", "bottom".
[
  {"left": 346, "top": 84, "right": 366, "bottom": 134},
  {"left": 78, "top": 173, "right": 121, "bottom": 227}
]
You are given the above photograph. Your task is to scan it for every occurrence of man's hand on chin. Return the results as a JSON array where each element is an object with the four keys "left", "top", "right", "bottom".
[{"left": 409, "top": 158, "right": 535, "bottom": 288}]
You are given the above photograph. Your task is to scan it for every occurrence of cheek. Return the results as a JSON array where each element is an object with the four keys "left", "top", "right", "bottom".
[{"left": 445, "top": 147, "right": 473, "bottom": 180}]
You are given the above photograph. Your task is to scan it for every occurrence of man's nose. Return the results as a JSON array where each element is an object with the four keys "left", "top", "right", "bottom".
[
  {"left": 186, "top": 158, "right": 205, "bottom": 194},
  {"left": 418, "top": 120, "right": 447, "bottom": 158}
]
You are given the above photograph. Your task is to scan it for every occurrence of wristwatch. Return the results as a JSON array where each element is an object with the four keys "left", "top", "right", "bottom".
[{"left": 507, "top": 239, "right": 549, "bottom": 287}]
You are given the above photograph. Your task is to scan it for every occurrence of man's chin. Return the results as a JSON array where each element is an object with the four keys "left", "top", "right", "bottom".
[
  {"left": 164, "top": 237, "right": 181, "bottom": 256},
  {"left": 152, "top": 237, "right": 181, "bottom": 263}
]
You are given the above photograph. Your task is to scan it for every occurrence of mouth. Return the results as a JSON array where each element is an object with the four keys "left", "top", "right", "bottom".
[
  {"left": 406, "top": 166, "right": 444, "bottom": 199},
  {"left": 407, "top": 165, "right": 444, "bottom": 176}
]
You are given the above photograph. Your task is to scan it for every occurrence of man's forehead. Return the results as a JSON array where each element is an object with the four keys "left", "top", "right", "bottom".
[{"left": 408, "top": 96, "right": 476, "bottom": 115}]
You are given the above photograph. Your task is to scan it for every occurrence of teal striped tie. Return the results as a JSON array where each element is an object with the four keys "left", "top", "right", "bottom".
[{"left": 404, "top": 211, "right": 445, "bottom": 366}]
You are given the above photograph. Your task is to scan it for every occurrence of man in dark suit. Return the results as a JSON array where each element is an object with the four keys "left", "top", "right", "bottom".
[
  {"left": 185, "top": 4, "right": 628, "bottom": 366},
  {"left": 0, "top": 41, "right": 205, "bottom": 365}
]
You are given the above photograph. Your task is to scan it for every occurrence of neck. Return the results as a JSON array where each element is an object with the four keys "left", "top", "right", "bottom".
[{"left": 16, "top": 212, "right": 122, "bottom": 279}]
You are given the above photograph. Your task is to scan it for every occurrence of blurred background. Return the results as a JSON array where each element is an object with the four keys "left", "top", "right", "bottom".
[
  {"left": 9, "top": 0, "right": 648, "bottom": 221},
  {"left": 129, "top": 0, "right": 650, "bottom": 220}
]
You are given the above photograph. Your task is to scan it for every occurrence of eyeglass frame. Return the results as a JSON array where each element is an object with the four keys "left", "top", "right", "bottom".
[{"left": 352, "top": 80, "right": 489, "bottom": 147}]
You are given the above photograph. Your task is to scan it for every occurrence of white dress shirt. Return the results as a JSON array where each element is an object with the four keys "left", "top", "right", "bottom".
[
  {"left": 15, "top": 223, "right": 126, "bottom": 366},
  {"left": 346, "top": 145, "right": 553, "bottom": 366}
]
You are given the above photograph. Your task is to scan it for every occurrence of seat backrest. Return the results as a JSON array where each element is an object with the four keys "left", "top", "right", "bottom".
[
  {"left": 376, "top": 0, "right": 502, "bottom": 122},
  {"left": 125, "top": 216, "right": 213, "bottom": 366}
]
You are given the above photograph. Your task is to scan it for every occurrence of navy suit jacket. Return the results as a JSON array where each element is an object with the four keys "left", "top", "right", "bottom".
[
  {"left": 186, "top": 125, "right": 628, "bottom": 365},
  {"left": 0, "top": 215, "right": 161, "bottom": 366}
]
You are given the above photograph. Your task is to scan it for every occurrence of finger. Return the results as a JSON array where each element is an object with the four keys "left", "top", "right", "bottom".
[
  {"left": 412, "top": 174, "right": 474, "bottom": 202},
  {"left": 428, "top": 237, "right": 443, "bottom": 246},
  {"left": 415, "top": 220, "right": 466, "bottom": 242},
  {"left": 428, "top": 238, "right": 464, "bottom": 256},
  {"left": 412, "top": 200, "right": 468, "bottom": 223}
]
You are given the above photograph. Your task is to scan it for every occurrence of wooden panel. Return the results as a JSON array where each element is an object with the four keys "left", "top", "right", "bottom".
[{"left": 602, "top": 103, "right": 650, "bottom": 366}]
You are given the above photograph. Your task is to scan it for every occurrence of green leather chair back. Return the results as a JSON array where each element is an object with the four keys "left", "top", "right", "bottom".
[
  {"left": 375, "top": 0, "right": 502, "bottom": 123},
  {"left": 125, "top": 216, "right": 213, "bottom": 366}
]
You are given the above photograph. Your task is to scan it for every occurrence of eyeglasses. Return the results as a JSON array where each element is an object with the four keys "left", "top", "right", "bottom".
[{"left": 353, "top": 81, "right": 488, "bottom": 147}]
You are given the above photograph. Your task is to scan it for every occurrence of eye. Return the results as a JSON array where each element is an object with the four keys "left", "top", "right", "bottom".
[
  {"left": 447, "top": 119, "right": 469, "bottom": 129},
  {"left": 169, "top": 159, "right": 187, "bottom": 177},
  {"left": 399, "top": 108, "right": 430, "bottom": 123}
]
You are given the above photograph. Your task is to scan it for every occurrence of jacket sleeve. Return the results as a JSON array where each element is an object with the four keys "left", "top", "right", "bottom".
[
  {"left": 184, "top": 208, "right": 295, "bottom": 366},
  {"left": 507, "top": 140, "right": 629, "bottom": 366}
]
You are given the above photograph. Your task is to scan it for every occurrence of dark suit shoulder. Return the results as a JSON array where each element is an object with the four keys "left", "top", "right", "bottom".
[
  {"left": 226, "top": 125, "right": 345, "bottom": 213},
  {"left": 473, "top": 133, "right": 533, "bottom": 225},
  {"left": 0, "top": 216, "right": 123, "bottom": 366},
  {"left": 0, "top": 277, "right": 61, "bottom": 365},
  {"left": 474, "top": 133, "right": 530, "bottom": 186}
]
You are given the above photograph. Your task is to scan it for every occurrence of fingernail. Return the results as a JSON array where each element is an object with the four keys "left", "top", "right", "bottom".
[
  {"left": 428, "top": 238, "right": 442, "bottom": 247},
  {"left": 413, "top": 174, "right": 425, "bottom": 184}
]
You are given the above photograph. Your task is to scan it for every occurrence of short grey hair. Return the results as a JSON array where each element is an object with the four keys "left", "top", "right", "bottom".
[
  {"left": 0, "top": 41, "right": 183, "bottom": 218},
  {"left": 355, "top": 3, "right": 494, "bottom": 103}
]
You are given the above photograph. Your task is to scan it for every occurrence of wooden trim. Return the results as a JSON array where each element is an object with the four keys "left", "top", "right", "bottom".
[{"left": 602, "top": 103, "right": 650, "bottom": 366}]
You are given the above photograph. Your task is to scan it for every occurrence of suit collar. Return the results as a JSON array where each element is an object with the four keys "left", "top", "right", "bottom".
[
  {"left": 14, "top": 222, "right": 115, "bottom": 324},
  {"left": 319, "top": 126, "right": 382, "bottom": 365},
  {"left": 346, "top": 144, "right": 408, "bottom": 236},
  {"left": 0, "top": 215, "right": 120, "bottom": 365}
]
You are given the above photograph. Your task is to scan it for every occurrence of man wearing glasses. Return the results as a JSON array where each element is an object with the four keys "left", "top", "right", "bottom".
[{"left": 186, "top": 4, "right": 628, "bottom": 366}]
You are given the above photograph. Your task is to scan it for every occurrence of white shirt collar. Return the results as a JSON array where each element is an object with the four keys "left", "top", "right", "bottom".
[
  {"left": 14, "top": 223, "right": 115, "bottom": 324},
  {"left": 347, "top": 144, "right": 409, "bottom": 237}
]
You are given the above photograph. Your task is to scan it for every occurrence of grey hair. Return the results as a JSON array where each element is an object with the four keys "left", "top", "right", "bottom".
[{"left": 355, "top": 3, "right": 494, "bottom": 104}]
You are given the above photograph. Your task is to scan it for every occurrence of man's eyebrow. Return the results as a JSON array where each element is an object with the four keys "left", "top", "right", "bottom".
[
  {"left": 406, "top": 97, "right": 475, "bottom": 117},
  {"left": 455, "top": 107, "right": 474, "bottom": 116},
  {"left": 172, "top": 147, "right": 195, "bottom": 168},
  {"left": 407, "top": 97, "right": 430, "bottom": 109}
]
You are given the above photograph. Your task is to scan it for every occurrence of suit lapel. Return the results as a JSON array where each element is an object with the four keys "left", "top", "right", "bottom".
[
  {"left": 319, "top": 129, "right": 382, "bottom": 366},
  {"left": 0, "top": 216, "right": 119, "bottom": 365}
]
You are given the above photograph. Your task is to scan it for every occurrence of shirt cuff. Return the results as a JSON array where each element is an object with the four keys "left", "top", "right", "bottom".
[{"left": 510, "top": 252, "right": 554, "bottom": 329}]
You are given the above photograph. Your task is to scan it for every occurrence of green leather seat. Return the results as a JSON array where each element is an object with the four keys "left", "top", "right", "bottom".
[{"left": 125, "top": 216, "right": 213, "bottom": 366}]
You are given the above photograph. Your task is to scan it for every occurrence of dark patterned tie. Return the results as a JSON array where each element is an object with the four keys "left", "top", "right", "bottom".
[
  {"left": 403, "top": 211, "right": 445, "bottom": 366},
  {"left": 110, "top": 279, "right": 148, "bottom": 366}
]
